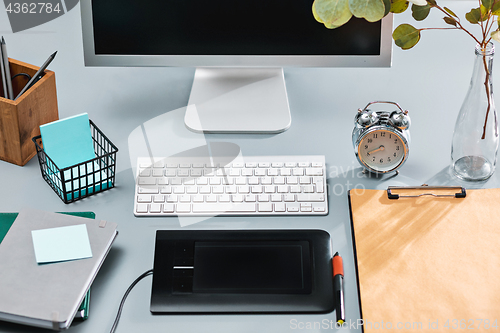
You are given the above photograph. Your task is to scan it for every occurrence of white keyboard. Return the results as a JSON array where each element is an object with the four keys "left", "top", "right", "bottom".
[{"left": 134, "top": 155, "right": 328, "bottom": 216}]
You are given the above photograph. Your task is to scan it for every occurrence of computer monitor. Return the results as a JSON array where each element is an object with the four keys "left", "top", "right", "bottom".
[{"left": 80, "top": 0, "right": 393, "bottom": 133}]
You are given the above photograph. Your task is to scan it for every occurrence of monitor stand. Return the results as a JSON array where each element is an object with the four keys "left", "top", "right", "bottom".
[{"left": 184, "top": 68, "right": 291, "bottom": 133}]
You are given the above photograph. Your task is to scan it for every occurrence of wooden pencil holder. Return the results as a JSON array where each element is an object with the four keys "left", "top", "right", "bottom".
[{"left": 0, "top": 58, "right": 59, "bottom": 166}]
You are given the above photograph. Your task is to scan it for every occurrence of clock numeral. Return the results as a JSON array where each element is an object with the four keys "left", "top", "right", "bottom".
[
  {"left": 381, "top": 132, "right": 386, "bottom": 137},
  {"left": 373, "top": 134, "right": 378, "bottom": 139},
  {"left": 396, "top": 146, "right": 400, "bottom": 151},
  {"left": 367, "top": 139, "right": 372, "bottom": 143},
  {"left": 394, "top": 153, "right": 397, "bottom": 157},
  {"left": 372, "top": 157, "right": 376, "bottom": 162},
  {"left": 389, "top": 134, "right": 392, "bottom": 139},
  {"left": 388, "top": 157, "right": 391, "bottom": 162},
  {"left": 379, "top": 158, "right": 384, "bottom": 163},
  {"left": 364, "top": 145, "right": 368, "bottom": 149},
  {"left": 394, "top": 139, "right": 398, "bottom": 144}
]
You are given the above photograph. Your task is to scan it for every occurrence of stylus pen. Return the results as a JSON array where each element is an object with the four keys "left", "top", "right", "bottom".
[
  {"left": 0, "top": 37, "right": 8, "bottom": 99},
  {"left": 1, "top": 37, "right": 14, "bottom": 99},
  {"left": 333, "top": 252, "right": 345, "bottom": 324},
  {"left": 14, "top": 51, "right": 57, "bottom": 101}
]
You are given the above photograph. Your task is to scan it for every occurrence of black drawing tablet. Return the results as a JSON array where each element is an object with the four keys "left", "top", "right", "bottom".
[{"left": 150, "top": 229, "right": 334, "bottom": 314}]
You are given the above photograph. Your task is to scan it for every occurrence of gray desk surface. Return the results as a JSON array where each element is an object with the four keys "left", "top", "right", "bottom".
[{"left": 1, "top": 1, "right": 499, "bottom": 332}]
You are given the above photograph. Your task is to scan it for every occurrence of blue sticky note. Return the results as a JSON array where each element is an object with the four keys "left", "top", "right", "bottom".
[
  {"left": 31, "top": 224, "right": 93, "bottom": 264},
  {"left": 40, "top": 113, "right": 96, "bottom": 170}
]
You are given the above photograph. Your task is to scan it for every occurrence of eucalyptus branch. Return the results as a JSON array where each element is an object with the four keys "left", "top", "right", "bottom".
[{"left": 432, "top": 3, "right": 483, "bottom": 45}]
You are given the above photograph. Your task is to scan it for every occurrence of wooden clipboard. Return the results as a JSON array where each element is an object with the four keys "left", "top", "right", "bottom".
[{"left": 348, "top": 187, "right": 500, "bottom": 332}]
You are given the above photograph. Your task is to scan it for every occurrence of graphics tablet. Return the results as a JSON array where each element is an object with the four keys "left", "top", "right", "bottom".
[{"left": 151, "top": 229, "right": 334, "bottom": 314}]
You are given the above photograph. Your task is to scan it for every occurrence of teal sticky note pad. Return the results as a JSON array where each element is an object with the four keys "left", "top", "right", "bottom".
[
  {"left": 31, "top": 224, "right": 93, "bottom": 264},
  {"left": 40, "top": 113, "right": 96, "bottom": 170}
]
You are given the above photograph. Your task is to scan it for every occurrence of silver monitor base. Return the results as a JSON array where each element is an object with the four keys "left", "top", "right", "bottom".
[{"left": 184, "top": 68, "right": 291, "bottom": 133}]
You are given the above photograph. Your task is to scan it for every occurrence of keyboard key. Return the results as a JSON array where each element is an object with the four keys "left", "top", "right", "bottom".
[
  {"left": 213, "top": 186, "right": 224, "bottom": 194},
  {"left": 275, "top": 202, "right": 286, "bottom": 212},
  {"left": 150, "top": 203, "right": 162, "bottom": 213},
  {"left": 152, "top": 169, "right": 164, "bottom": 177},
  {"left": 251, "top": 185, "right": 263, "bottom": 193},
  {"left": 238, "top": 185, "right": 250, "bottom": 194},
  {"left": 138, "top": 187, "right": 158, "bottom": 194},
  {"left": 274, "top": 176, "right": 285, "bottom": 185},
  {"left": 297, "top": 193, "right": 325, "bottom": 202},
  {"left": 139, "top": 178, "right": 156, "bottom": 185},
  {"left": 192, "top": 203, "right": 256, "bottom": 213},
  {"left": 219, "top": 195, "right": 231, "bottom": 202},
  {"left": 277, "top": 185, "right": 288, "bottom": 193},
  {"left": 176, "top": 203, "right": 191, "bottom": 213},
  {"left": 136, "top": 204, "right": 148, "bottom": 213},
  {"left": 173, "top": 186, "right": 185, "bottom": 194},
  {"left": 232, "top": 195, "right": 244, "bottom": 202},
  {"left": 137, "top": 194, "right": 152, "bottom": 203},
  {"left": 258, "top": 203, "right": 273, "bottom": 212},
  {"left": 153, "top": 195, "right": 165, "bottom": 203},
  {"left": 306, "top": 168, "right": 323, "bottom": 176},
  {"left": 163, "top": 204, "right": 174, "bottom": 213},
  {"left": 258, "top": 194, "right": 269, "bottom": 202},
  {"left": 180, "top": 195, "right": 191, "bottom": 202},
  {"left": 261, "top": 177, "right": 273, "bottom": 185},
  {"left": 271, "top": 194, "right": 282, "bottom": 202},
  {"left": 299, "top": 176, "right": 311, "bottom": 184},
  {"left": 193, "top": 195, "right": 204, "bottom": 202},
  {"left": 166, "top": 195, "right": 178, "bottom": 202},
  {"left": 206, "top": 195, "right": 217, "bottom": 202},
  {"left": 245, "top": 194, "right": 256, "bottom": 202},
  {"left": 160, "top": 186, "right": 172, "bottom": 194},
  {"left": 255, "top": 169, "right": 266, "bottom": 176},
  {"left": 300, "top": 203, "right": 312, "bottom": 212}
]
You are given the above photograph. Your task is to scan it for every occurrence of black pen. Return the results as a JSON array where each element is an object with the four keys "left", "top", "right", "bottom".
[
  {"left": 14, "top": 51, "right": 57, "bottom": 101},
  {"left": 333, "top": 252, "right": 345, "bottom": 324}
]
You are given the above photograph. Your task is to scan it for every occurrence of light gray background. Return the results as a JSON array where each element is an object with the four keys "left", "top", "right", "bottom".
[{"left": 0, "top": 1, "right": 499, "bottom": 332}]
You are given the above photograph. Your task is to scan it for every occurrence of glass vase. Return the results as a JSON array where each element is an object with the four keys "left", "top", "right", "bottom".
[{"left": 451, "top": 43, "right": 499, "bottom": 181}]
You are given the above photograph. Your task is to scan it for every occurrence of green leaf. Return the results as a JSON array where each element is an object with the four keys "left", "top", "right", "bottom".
[
  {"left": 313, "top": 0, "right": 353, "bottom": 29},
  {"left": 391, "top": 0, "right": 409, "bottom": 14},
  {"left": 383, "top": 0, "right": 391, "bottom": 16},
  {"left": 482, "top": 0, "right": 494, "bottom": 10},
  {"left": 466, "top": 6, "right": 488, "bottom": 24},
  {"left": 443, "top": 16, "right": 457, "bottom": 27},
  {"left": 492, "top": 30, "right": 500, "bottom": 42},
  {"left": 392, "top": 23, "right": 421, "bottom": 49},
  {"left": 349, "top": 0, "right": 386, "bottom": 22},
  {"left": 492, "top": 1, "right": 500, "bottom": 15},
  {"left": 444, "top": 6, "right": 458, "bottom": 17},
  {"left": 411, "top": 3, "right": 431, "bottom": 20}
]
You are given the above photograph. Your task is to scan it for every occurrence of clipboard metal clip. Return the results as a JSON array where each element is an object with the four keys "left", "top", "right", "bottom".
[{"left": 387, "top": 185, "right": 466, "bottom": 200}]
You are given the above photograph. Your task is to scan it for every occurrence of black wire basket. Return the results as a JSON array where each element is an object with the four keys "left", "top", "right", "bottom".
[{"left": 32, "top": 120, "right": 118, "bottom": 204}]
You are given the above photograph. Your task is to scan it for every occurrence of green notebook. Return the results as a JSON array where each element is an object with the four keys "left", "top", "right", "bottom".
[{"left": 0, "top": 212, "right": 95, "bottom": 321}]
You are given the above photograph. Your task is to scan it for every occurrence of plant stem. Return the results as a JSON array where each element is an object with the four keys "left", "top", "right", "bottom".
[{"left": 432, "top": 3, "right": 482, "bottom": 45}]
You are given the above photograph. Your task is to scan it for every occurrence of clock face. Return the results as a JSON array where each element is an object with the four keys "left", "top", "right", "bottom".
[{"left": 358, "top": 129, "right": 407, "bottom": 172}]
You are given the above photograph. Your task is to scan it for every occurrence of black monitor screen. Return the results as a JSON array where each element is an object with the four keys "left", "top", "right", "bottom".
[{"left": 91, "top": 0, "right": 382, "bottom": 56}]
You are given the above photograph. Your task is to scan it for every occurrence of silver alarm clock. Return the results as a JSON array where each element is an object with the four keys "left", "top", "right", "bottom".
[{"left": 352, "top": 101, "right": 411, "bottom": 174}]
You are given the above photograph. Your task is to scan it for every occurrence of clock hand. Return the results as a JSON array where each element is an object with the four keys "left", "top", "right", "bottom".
[{"left": 367, "top": 145, "right": 385, "bottom": 156}]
